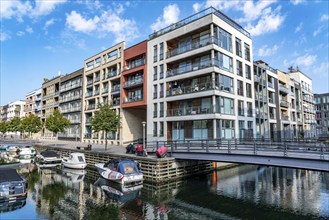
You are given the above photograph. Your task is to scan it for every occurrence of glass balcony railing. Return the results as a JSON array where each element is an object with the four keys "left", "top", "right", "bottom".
[
  {"left": 124, "top": 78, "right": 144, "bottom": 88},
  {"left": 280, "top": 100, "right": 289, "bottom": 108},
  {"left": 167, "top": 105, "right": 214, "bottom": 116},
  {"left": 166, "top": 81, "right": 213, "bottom": 97},
  {"left": 85, "top": 92, "right": 93, "bottom": 97},
  {"left": 124, "top": 96, "right": 143, "bottom": 103},
  {"left": 124, "top": 59, "right": 145, "bottom": 71}
]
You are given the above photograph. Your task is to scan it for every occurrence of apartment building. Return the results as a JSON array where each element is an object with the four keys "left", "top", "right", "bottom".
[
  {"left": 24, "top": 88, "right": 42, "bottom": 118},
  {"left": 58, "top": 68, "right": 83, "bottom": 141},
  {"left": 315, "top": 93, "right": 329, "bottom": 135},
  {"left": 147, "top": 7, "right": 255, "bottom": 142},
  {"left": 253, "top": 60, "right": 279, "bottom": 140},
  {"left": 121, "top": 40, "right": 148, "bottom": 140},
  {"left": 0, "top": 105, "right": 8, "bottom": 121},
  {"left": 289, "top": 67, "right": 316, "bottom": 138},
  {"left": 82, "top": 42, "right": 125, "bottom": 144},
  {"left": 0, "top": 100, "right": 26, "bottom": 121},
  {"left": 41, "top": 76, "right": 61, "bottom": 137}
]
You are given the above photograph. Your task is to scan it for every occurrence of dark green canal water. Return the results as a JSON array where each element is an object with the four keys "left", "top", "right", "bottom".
[{"left": 0, "top": 164, "right": 328, "bottom": 220}]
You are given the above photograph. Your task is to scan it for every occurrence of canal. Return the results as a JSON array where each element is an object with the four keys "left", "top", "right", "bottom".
[{"left": 1, "top": 164, "right": 328, "bottom": 220}]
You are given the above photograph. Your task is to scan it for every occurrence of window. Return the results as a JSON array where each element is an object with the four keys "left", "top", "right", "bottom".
[
  {"left": 219, "top": 53, "right": 233, "bottom": 72},
  {"left": 245, "top": 64, "right": 251, "bottom": 79},
  {"left": 238, "top": 100, "right": 244, "bottom": 116},
  {"left": 220, "top": 97, "right": 234, "bottom": 115},
  {"left": 221, "top": 120, "right": 235, "bottom": 139},
  {"left": 153, "top": 66, "right": 157, "bottom": 81},
  {"left": 217, "top": 27, "right": 232, "bottom": 52},
  {"left": 237, "top": 80, "right": 244, "bottom": 96},
  {"left": 235, "top": 38, "right": 242, "bottom": 57},
  {"left": 159, "top": 64, "right": 164, "bottom": 79},
  {"left": 246, "top": 83, "right": 252, "bottom": 98},
  {"left": 244, "top": 43, "right": 250, "bottom": 61},
  {"left": 153, "top": 122, "right": 157, "bottom": 136},
  {"left": 160, "top": 83, "right": 164, "bottom": 98},
  {"left": 236, "top": 60, "right": 243, "bottom": 76},
  {"left": 247, "top": 102, "right": 253, "bottom": 117},
  {"left": 193, "top": 120, "right": 209, "bottom": 139},
  {"left": 153, "top": 45, "right": 158, "bottom": 62},
  {"left": 153, "top": 85, "right": 157, "bottom": 99},
  {"left": 159, "top": 122, "right": 164, "bottom": 137},
  {"left": 160, "top": 102, "right": 164, "bottom": 117},
  {"left": 159, "top": 43, "right": 164, "bottom": 60},
  {"left": 153, "top": 103, "right": 157, "bottom": 118},
  {"left": 216, "top": 74, "right": 233, "bottom": 93},
  {"left": 247, "top": 121, "right": 253, "bottom": 129}
]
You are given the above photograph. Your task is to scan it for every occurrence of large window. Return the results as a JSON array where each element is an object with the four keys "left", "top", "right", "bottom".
[
  {"left": 235, "top": 38, "right": 242, "bottom": 57},
  {"left": 153, "top": 66, "right": 157, "bottom": 81},
  {"left": 153, "top": 85, "right": 157, "bottom": 99},
  {"left": 236, "top": 60, "right": 243, "bottom": 76},
  {"left": 245, "top": 64, "right": 251, "bottom": 79},
  {"left": 160, "top": 102, "right": 164, "bottom": 117},
  {"left": 219, "top": 53, "right": 233, "bottom": 72},
  {"left": 238, "top": 100, "right": 244, "bottom": 116},
  {"left": 159, "top": 64, "right": 164, "bottom": 79},
  {"left": 246, "top": 83, "right": 252, "bottom": 98},
  {"left": 244, "top": 43, "right": 250, "bottom": 61},
  {"left": 153, "top": 103, "right": 157, "bottom": 118},
  {"left": 193, "top": 120, "right": 209, "bottom": 139},
  {"left": 159, "top": 122, "right": 164, "bottom": 137},
  {"left": 220, "top": 97, "right": 234, "bottom": 115},
  {"left": 216, "top": 27, "right": 232, "bottom": 52},
  {"left": 153, "top": 122, "right": 157, "bottom": 136},
  {"left": 247, "top": 102, "right": 253, "bottom": 117},
  {"left": 221, "top": 120, "right": 235, "bottom": 139},
  {"left": 216, "top": 74, "right": 234, "bottom": 93},
  {"left": 153, "top": 45, "right": 158, "bottom": 62},
  {"left": 159, "top": 43, "right": 164, "bottom": 61},
  {"left": 237, "top": 80, "right": 244, "bottom": 96}
]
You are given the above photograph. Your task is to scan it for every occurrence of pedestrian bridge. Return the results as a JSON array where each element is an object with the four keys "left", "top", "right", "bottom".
[{"left": 146, "top": 139, "right": 329, "bottom": 172}]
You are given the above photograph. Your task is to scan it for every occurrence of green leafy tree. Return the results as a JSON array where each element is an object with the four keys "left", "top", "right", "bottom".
[
  {"left": 8, "top": 116, "right": 22, "bottom": 137},
  {"left": 45, "top": 109, "right": 70, "bottom": 138},
  {"left": 0, "top": 121, "right": 8, "bottom": 137},
  {"left": 91, "top": 104, "right": 121, "bottom": 150},
  {"left": 21, "top": 114, "right": 42, "bottom": 139}
]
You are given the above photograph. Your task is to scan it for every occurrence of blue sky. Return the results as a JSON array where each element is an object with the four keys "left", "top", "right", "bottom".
[{"left": 1, "top": 0, "right": 328, "bottom": 105}]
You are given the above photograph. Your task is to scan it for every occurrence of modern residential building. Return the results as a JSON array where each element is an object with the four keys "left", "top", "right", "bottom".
[
  {"left": 147, "top": 7, "right": 255, "bottom": 142},
  {"left": 288, "top": 67, "right": 316, "bottom": 138},
  {"left": 253, "top": 60, "right": 279, "bottom": 140},
  {"left": 0, "top": 105, "right": 8, "bottom": 121},
  {"left": 0, "top": 100, "right": 25, "bottom": 122},
  {"left": 82, "top": 42, "right": 125, "bottom": 144},
  {"left": 121, "top": 40, "right": 148, "bottom": 141},
  {"left": 315, "top": 93, "right": 329, "bottom": 135},
  {"left": 41, "top": 76, "right": 61, "bottom": 138},
  {"left": 58, "top": 68, "right": 83, "bottom": 141},
  {"left": 24, "top": 88, "right": 42, "bottom": 118}
]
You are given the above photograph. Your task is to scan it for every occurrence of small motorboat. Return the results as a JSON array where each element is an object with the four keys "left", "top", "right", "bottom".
[
  {"left": 35, "top": 150, "right": 62, "bottom": 167},
  {"left": 0, "top": 168, "right": 27, "bottom": 203},
  {"left": 62, "top": 153, "right": 87, "bottom": 169},
  {"left": 62, "top": 167, "right": 86, "bottom": 183},
  {"left": 95, "top": 159, "right": 143, "bottom": 186},
  {"left": 17, "top": 145, "right": 36, "bottom": 159},
  {"left": 3, "top": 145, "right": 19, "bottom": 158}
]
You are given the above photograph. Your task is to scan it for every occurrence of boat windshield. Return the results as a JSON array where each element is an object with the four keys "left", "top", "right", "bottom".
[
  {"left": 77, "top": 156, "right": 84, "bottom": 162},
  {"left": 118, "top": 161, "right": 139, "bottom": 175}
]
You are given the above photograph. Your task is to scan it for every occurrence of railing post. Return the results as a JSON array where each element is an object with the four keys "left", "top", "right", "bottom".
[
  {"left": 284, "top": 142, "right": 287, "bottom": 157},
  {"left": 253, "top": 140, "right": 257, "bottom": 155},
  {"left": 206, "top": 140, "right": 209, "bottom": 152},
  {"left": 156, "top": 141, "right": 159, "bottom": 151},
  {"left": 320, "top": 143, "right": 324, "bottom": 159},
  {"left": 201, "top": 140, "right": 204, "bottom": 150},
  {"left": 235, "top": 139, "right": 237, "bottom": 149},
  {"left": 187, "top": 140, "right": 190, "bottom": 152},
  {"left": 228, "top": 140, "right": 231, "bottom": 153}
]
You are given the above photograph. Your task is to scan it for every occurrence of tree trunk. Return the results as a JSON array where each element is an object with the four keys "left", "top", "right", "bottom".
[{"left": 105, "top": 131, "right": 108, "bottom": 151}]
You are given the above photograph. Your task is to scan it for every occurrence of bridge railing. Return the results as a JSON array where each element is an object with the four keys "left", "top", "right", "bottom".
[{"left": 145, "top": 139, "right": 329, "bottom": 159}]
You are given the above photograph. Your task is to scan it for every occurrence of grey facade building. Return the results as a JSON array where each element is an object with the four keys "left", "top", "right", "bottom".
[{"left": 315, "top": 93, "right": 329, "bottom": 135}]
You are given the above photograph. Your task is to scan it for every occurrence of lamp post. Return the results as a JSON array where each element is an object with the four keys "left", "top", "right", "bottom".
[{"left": 142, "top": 121, "right": 146, "bottom": 148}]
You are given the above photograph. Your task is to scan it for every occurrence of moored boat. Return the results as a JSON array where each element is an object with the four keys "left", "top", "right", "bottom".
[
  {"left": 0, "top": 168, "right": 27, "bottom": 203},
  {"left": 17, "top": 145, "right": 36, "bottom": 159},
  {"left": 95, "top": 159, "right": 143, "bottom": 186},
  {"left": 62, "top": 153, "right": 87, "bottom": 169},
  {"left": 35, "top": 150, "right": 62, "bottom": 167}
]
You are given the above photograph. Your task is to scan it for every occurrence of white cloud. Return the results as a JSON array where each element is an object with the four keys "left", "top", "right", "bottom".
[
  {"left": 313, "top": 61, "right": 329, "bottom": 78},
  {"left": 257, "top": 44, "right": 279, "bottom": 57},
  {"left": 205, "top": 0, "right": 242, "bottom": 11},
  {"left": 151, "top": 4, "right": 180, "bottom": 32},
  {"left": 26, "top": 26, "right": 33, "bottom": 33},
  {"left": 294, "top": 54, "right": 317, "bottom": 67},
  {"left": 65, "top": 9, "right": 139, "bottom": 43},
  {"left": 16, "top": 31, "right": 25, "bottom": 37},
  {"left": 238, "top": 0, "right": 277, "bottom": 23},
  {"left": 66, "top": 11, "right": 99, "bottom": 32},
  {"left": 45, "top": 18, "right": 56, "bottom": 29},
  {"left": 295, "top": 22, "right": 303, "bottom": 32},
  {"left": 313, "top": 26, "right": 323, "bottom": 37},
  {"left": 320, "top": 14, "right": 329, "bottom": 21},
  {"left": 290, "top": 0, "right": 306, "bottom": 5},
  {"left": 193, "top": 2, "right": 202, "bottom": 13},
  {"left": 0, "top": 1, "right": 32, "bottom": 22},
  {"left": 31, "top": 0, "right": 67, "bottom": 17},
  {"left": 0, "top": 32, "right": 11, "bottom": 41},
  {"left": 246, "top": 6, "right": 285, "bottom": 36}
]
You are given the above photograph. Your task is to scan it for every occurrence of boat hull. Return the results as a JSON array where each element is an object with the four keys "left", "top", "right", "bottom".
[{"left": 62, "top": 161, "right": 87, "bottom": 169}]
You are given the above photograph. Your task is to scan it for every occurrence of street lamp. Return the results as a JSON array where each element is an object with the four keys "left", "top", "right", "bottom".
[{"left": 142, "top": 121, "right": 146, "bottom": 148}]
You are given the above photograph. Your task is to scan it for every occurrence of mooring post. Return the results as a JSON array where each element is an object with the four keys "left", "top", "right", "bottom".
[{"left": 228, "top": 140, "right": 231, "bottom": 153}]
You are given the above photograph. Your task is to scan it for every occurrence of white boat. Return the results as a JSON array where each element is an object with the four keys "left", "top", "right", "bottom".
[
  {"left": 35, "top": 150, "right": 62, "bottom": 167},
  {"left": 62, "top": 153, "right": 87, "bottom": 169},
  {"left": 17, "top": 145, "right": 36, "bottom": 159},
  {"left": 62, "top": 167, "right": 86, "bottom": 183},
  {"left": 4, "top": 145, "right": 19, "bottom": 157},
  {"left": 95, "top": 159, "right": 143, "bottom": 186}
]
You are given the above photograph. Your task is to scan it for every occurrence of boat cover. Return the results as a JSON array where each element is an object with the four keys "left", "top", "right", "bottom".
[
  {"left": 0, "top": 168, "right": 24, "bottom": 183},
  {"left": 40, "top": 151, "right": 59, "bottom": 158}
]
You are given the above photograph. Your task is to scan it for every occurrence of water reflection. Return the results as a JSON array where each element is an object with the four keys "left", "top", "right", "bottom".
[{"left": 0, "top": 164, "right": 327, "bottom": 219}]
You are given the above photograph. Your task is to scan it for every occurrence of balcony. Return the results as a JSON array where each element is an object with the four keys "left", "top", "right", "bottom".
[
  {"left": 86, "top": 65, "right": 93, "bottom": 71},
  {"left": 124, "top": 78, "right": 144, "bottom": 89},
  {"left": 166, "top": 81, "right": 213, "bottom": 97},
  {"left": 85, "top": 91, "right": 93, "bottom": 98},
  {"left": 87, "top": 80, "right": 93, "bottom": 86},
  {"left": 255, "top": 94, "right": 267, "bottom": 102},
  {"left": 268, "top": 82, "right": 274, "bottom": 88},
  {"left": 111, "top": 85, "right": 121, "bottom": 95},
  {"left": 61, "top": 106, "right": 81, "bottom": 113},
  {"left": 94, "top": 90, "right": 100, "bottom": 96},
  {"left": 102, "top": 88, "right": 108, "bottom": 94},
  {"left": 86, "top": 104, "right": 95, "bottom": 110},
  {"left": 112, "top": 99, "right": 120, "bottom": 106},
  {"left": 105, "top": 71, "right": 118, "bottom": 79},
  {"left": 124, "top": 96, "right": 143, "bottom": 103},
  {"left": 281, "top": 115, "right": 289, "bottom": 121},
  {"left": 167, "top": 105, "right": 214, "bottom": 117},
  {"left": 269, "top": 113, "right": 276, "bottom": 120},
  {"left": 60, "top": 95, "right": 81, "bottom": 103},
  {"left": 167, "top": 58, "right": 217, "bottom": 78},
  {"left": 124, "top": 59, "right": 145, "bottom": 71},
  {"left": 279, "top": 85, "right": 290, "bottom": 94},
  {"left": 280, "top": 100, "right": 289, "bottom": 108},
  {"left": 85, "top": 118, "right": 91, "bottom": 124},
  {"left": 94, "top": 76, "right": 100, "bottom": 83},
  {"left": 167, "top": 36, "right": 217, "bottom": 58}
]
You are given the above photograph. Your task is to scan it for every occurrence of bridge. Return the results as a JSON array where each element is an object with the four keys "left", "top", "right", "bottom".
[{"left": 146, "top": 139, "right": 329, "bottom": 172}]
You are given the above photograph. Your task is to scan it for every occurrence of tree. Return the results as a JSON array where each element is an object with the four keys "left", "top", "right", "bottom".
[
  {"left": 21, "top": 114, "right": 42, "bottom": 139},
  {"left": 91, "top": 103, "right": 121, "bottom": 150},
  {"left": 8, "top": 116, "right": 22, "bottom": 137},
  {"left": 0, "top": 121, "right": 8, "bottom": 137},
  {"left": 45, "top": 109, "right": 70, "bottom": 138}
]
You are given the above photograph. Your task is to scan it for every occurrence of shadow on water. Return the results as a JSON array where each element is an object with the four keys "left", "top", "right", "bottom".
[{"left": 0, "top": 163, "right": 328, "bottom": 220}]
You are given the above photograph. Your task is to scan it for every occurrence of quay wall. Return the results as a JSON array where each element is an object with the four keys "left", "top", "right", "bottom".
[{"left": 33, "top": 145, "right": 213, "bottom": 183}]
